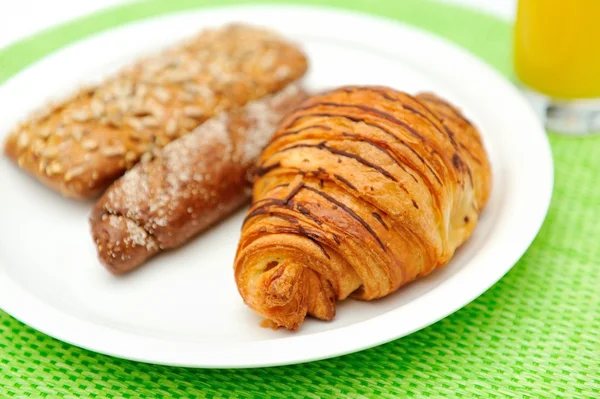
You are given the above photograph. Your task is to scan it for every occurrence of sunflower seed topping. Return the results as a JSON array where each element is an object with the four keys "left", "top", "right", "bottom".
[
  {"left": 165, "top": 118, "right": 178, "bottom": 137},
  {"left": 135, "top": 84, "right": 148, "bottom": 98},
  {"left": 153, "top": 87, "right": 171, "bottom": 103},
  {"left": 41, "top": 146, "right": 58, "bottom": 159},
  {"left": 81, "top": 139, "right": 98, "bottom": 151},
  {"left": 38, "top": 127, "right": 52, "bottom": 139},
  {"left": 126, "top": 118, "right": 145, "bottom": 132},
  {"left": 17, "top": 132, "right": 30, "bottom": 149},
  {"left": 71, "top": 126, "right": 84, "bottom": 141},
  {"left": 31, "top": 139, "right": 45, "bottom": 155},
  {"left": 178, "top": 92, "right": 196, "bottom": 103},
  {"left": 101, "top": 145, "right": 125, "bottom": 157},
  {"left": 71, "top": 110, "right": 90, "bottom": 122},
  {"left": 64, "top": 166, "right": 85, "bottom": 181},
  {"left": 46, "top": 161, "right": 64, "bottom": 175},
  {"left": 141, "top": 116, "right": 160, "bottom": 128},
  {"left": 183, "top": 106, "right": 205, "bottom": 118},
  {"left": 90, "top": 99, "right": 105, "bottom": 118}
]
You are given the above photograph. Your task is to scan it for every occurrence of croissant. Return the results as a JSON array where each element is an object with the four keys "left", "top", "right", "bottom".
[{"left": 234, "top": 86, "right": 492, "bottom": 330}]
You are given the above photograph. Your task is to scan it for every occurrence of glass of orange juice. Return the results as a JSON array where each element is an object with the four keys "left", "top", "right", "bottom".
[{"left": 514, "top": 0, "right": 600, "bottom": 135}]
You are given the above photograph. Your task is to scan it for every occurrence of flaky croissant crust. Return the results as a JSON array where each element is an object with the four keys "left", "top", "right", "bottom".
[{"left": 234, "top": 86, "right": 492, "bottom": 330}]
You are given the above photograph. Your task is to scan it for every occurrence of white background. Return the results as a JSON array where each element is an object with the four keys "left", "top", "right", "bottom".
[{"left": 0, "top": 0, "right": 516, "bottom": 51}]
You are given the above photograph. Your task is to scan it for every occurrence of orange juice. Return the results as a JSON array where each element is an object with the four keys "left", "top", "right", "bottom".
[{"left": 514, "top": 0, "right": 600, "bottom": 99}]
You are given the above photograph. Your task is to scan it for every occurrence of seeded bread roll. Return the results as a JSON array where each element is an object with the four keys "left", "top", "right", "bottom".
[
  {"left": 3, "top": 24, "right": 308, "bottom": 199},
  {"left": 90, "top": 84, "right": 307, "bottom": 274}
]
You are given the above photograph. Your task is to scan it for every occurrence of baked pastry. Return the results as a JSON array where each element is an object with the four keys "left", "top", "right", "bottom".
[
  {"left": 234, "top": 86, "right": 492, "bottom": 330},
  {"left": 91, "top": 84, "right": 307, "bottom": 274},
  {"left": 4, "top": 24, "right": 307, "bottom": 199}
]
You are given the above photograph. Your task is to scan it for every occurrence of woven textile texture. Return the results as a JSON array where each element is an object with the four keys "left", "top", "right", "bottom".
[{"left": 0, "top": 0, "right": 599, "bottom": 398}]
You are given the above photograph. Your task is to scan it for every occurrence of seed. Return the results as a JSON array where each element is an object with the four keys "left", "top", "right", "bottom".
[
  {"left": 179, "top": 92, "right": 196, "bottom": 103},
  {"left": 71, "top": 126, "right": 84, "bottom": 141},
  {"left": 91, "top": 171, "right": 99, "bottom": 180},
  {"left": 125, "top": 151, "right": 137, "bottom": 162},
  {"left": 116, "top": 98, "right": 131, "bottom": 113},
  {"left": 197, "top": 86, "right": 213, "bottom": 101},
  {"left": 184, "top": 83, "right": 204, "bottom": 95},
  {"left": 71, "top": 110, "right": 90, "bottom": 122},
  {"left": 38, "top": 127, "right": 52, "bottom": 139},
  {"left": 148, "top": 102, "right": 165, "bottom": 119},
  {"left": 42, "top": 146, "right": 58, "bottom": 158},
  {"left": 141, "top": 116, "right": 160, "bottom": 128},
  {"left": 38, "top": 159, "right": 48, "bottom": 172},
  {"left": 113, "top": 82, "right": 133, "bottom": 98},
  {"left": 101, "top": 145, "right": 125, "bottom": 157},
  {"left": 90, "top": 99, "right": 105, "bottom": 118},
  {"left": 64, "top": 166, "right": 85, "bottom": 181},
  {"left": 81, "top": 139, "right": 98, "bottom": 151},
  {"left": 17, "top": 155, "right": 26, "bottom": 167},
  {"left": 153, "top": 87, "right": 171, "bottom": 103},
  {"left": 165, "top": 118, "right": 178, "bottom": 136},
  {"left": 58, "top": 140, "right": 73, "bottom": 151},
  {"left": 126, "top": 118, "right": 144, "bottom": 132},
  {"left": 17, "top": 132, "right": 30, "bottom": 149},
  {"left": 31, "top": 139, "right": 46, "bottom": 155},
  {"left": 141, "top": 152, "right": 153, "bottom": 163},
  {"left": 32, "top": 105, "right": 52, "bottom": 123},
  {"left": 135, "top": 84, "right": 148, "bottom": 98},
  {"left": 183, "top": 106, "right": 204, "bottom": 118},
  {"left": 46, "top": 161, "right": 64, "bottom": 175},
  {"left": 187, "top": 62, "right": 202, "bottom": 75},
  {"left": 165, "top": 71, "right": 194, "bottom": 83},
  {"left": 55, "top": 126, "right": 67, "bottom": 137}
]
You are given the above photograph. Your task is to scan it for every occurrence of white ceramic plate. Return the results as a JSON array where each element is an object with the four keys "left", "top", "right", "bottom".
[{"left": 0, "top": 5, "right": 553, "bottom": 368}]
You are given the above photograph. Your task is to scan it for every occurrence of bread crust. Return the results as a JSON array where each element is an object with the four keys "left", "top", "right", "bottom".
[{"left": 90, "top": 84, "right": 307, "bottom": 274}]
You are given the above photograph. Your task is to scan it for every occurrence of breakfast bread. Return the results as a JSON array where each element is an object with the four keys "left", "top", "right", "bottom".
[
  {"left": 91, "top": 84, "right": 307, "bottom": 274},
  {"left": 4, "top": 24, "right": 307, "bottom": 199},
  {"left": 234, "top": 86, "right": 492, "bottom": 329}
]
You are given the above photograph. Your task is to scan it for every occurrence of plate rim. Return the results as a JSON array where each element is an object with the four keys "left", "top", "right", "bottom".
[{"left": 0, "top": 4, "right": 554, "bottom": 368}]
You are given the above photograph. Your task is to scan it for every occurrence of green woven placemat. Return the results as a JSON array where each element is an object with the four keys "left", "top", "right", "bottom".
[{"left": 1, "top": 0, "right": 598, "bottom": 397}]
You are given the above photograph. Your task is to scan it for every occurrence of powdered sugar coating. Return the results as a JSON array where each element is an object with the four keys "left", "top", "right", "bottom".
[
  {"left": 92, "top": 83, "right": 306, "bottom": 272},
  {"left": 106, "top": 214, "right": 157, "bottom": 250},
  {"left": 239, "top": 83, "right": 301, "bottom": 164}
]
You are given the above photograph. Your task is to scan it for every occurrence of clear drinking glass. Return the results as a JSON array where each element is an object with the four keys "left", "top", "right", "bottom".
[{"left": 514, "top": 0, "right": 600, "bottom": 135}]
